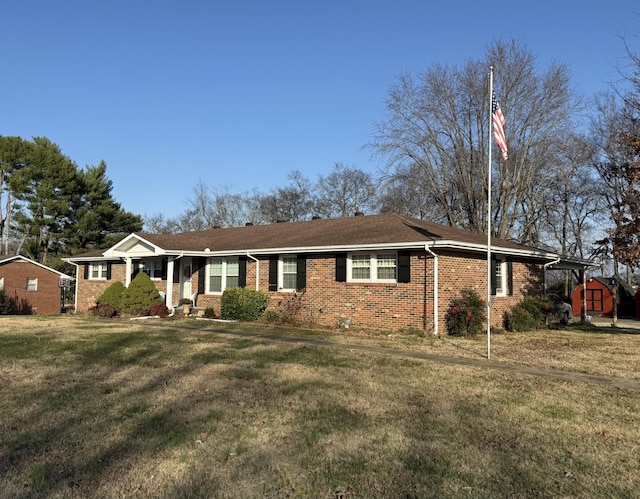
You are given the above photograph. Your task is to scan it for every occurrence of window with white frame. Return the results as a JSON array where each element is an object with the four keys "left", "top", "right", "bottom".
[
  {"left": 348, "top": 253, "right": 397, "bottom": 282},
  {"left": 492, "top": 258, "right": 512, "bottom": 296},
  {"left": 280, "top": 256, "right": 298, "bottom": 291},
  {"left": 26, "top": 277, "right": 38, "bottom": 291},
  {"left": 90, "top": 263, "right": 108, "bottom": 280},
  {"left": 494, "top": 259, "right": 505, "bottom": 295},
  {"left": 141, "top": 259, "right": 162, "bottom": 279},
  {"left": 0, "top": 277, "right": 3, "bottom": 290},
  {"left": 207, "top": 257, "right": 240, "bottom": 294}
]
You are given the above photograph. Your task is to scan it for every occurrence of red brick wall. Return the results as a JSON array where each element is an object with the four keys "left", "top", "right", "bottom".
[
  {"left": 0, "top": 260, "right": 63, "bottom": 314},
  {"left": 437, "top": 251, "right": 544, "bottom": 331},
  {"left": 76, "top": 262, "right": 126, "bottom": 312},
  {"left": 191, "top": 251, "right": 544, "bottom": 332},
  {"left": 76, "top": 252, "right": 545, "bottom": 332}
]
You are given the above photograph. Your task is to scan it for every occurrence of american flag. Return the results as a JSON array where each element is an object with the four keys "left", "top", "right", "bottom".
[{"left": 492, "top": 94, "right": 508, "bottom": 160}]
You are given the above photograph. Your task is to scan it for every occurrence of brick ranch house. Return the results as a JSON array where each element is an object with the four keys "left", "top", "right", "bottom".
[
  {"left": 0, "top": 255, "right": 73, "bottom": 314},
  {"left": 65, "top": 213, "right": 589, "bottom": 333}
]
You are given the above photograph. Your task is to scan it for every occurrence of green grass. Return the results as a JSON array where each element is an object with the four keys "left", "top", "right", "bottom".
[{"left": 0, "top": 316, "right": 639, "bottom": 498}]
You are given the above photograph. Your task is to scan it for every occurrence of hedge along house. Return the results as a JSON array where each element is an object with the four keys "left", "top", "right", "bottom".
[
  {"left": 0, "top": 255, "right": 73, "bottom": 314},
  {"left": 65, "top": 213, "right": 590, "bottom": 333}
]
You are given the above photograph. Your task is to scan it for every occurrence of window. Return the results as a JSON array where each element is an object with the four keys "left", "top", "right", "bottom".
[
  {"left": 141, "top": 259, "right": 162, "bottom": 279},
  {"left": 348, "top": 253, "right": 397, "bottom": 282},
  {"left": 207, "top": 257, "right": 240, "bottom": 294},
  {"left": 494, "top": 260, "right": 504, "bottom": 295},
  {"left": 491, "top": 258, "right": 513, "bottom": 296},
  {"left": 269, "top": 255, "right": 306, "bottom": 292},
  {"left": 0, "top": 277, "right": 3, "bottom": 290},
  {"left": 90, "top": 263, "right": 108, "bottom": 280},
  {"left": 281, "top": 256, "right": 298, "bottom": 291},
  {"left": 26, "top": 278, "right": 38, "bottom": 291}
]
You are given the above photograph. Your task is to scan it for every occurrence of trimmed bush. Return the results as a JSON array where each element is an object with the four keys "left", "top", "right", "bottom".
[
  {"left": 203, "top": 307, "right": 217, "bottom": 319},
  {"left": 150, "top": 303, "right": 171, "bottom": 318},
  {"left": 221, "top": 287, "right": 269, "bottom": 321},
  {"left": 120, "top": 272, "right": 163, "bottom": 315},
  {"left": 505, "top": 296, "right": 551, "bottom": 332},
  {"left": 94, "top": 303, "right": 117, "bottom": 318},
  {"left": 96, "top": 281, "right": 125, "bottom": 312},
  {"left": 445, "top": 289, "right": 486, "bottom": 336}
]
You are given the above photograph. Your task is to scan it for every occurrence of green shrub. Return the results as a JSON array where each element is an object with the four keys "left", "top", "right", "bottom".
[
  {"left": 445, "top": 289, "right": 486, "bottom": 336},
  {"left": 0, "top": 289, "right": 18, "bottom": 315},
  {"left": 221, "top": 287, "right": 269, "bottom": 321},
  {"left": 203, "top": 307, "right": 217, "bottom": 319},
  {"left": 261, "top": 310, "right": 280, "bottom": 323},
  {"left": 96, "top": 281, "right": 126, "bottom": 311},
  {"left": 0, "top": 290, "right": 33, "bottom": 315},
  {"left": 120, "top": 273, "right": 163, "bottom": 315},
  {"left": 504, "top": 296, "right": 551, "bottom": 332}
]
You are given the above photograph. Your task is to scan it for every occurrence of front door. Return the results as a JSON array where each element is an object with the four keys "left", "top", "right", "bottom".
[{"left": 180, "top": 258, "right": 192, "bottom": 301}]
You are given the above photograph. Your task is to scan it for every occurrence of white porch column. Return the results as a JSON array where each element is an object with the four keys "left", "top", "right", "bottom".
[
  {"left": 125, "top": 258, "right": 133, "bottom": 287},
  {"left": 166, "top": 258, "right": 175, "bottom": 307}
]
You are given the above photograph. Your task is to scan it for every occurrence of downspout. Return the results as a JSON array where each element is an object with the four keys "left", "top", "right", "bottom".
[
  {"left": 424, "top": 244, "right": 439, "bottom": 336},
  {"left": 543, "top": 258, "right": 561, "bottom": 293},
  {"left": 68, "top": 261, "right": 80, "bottom": 314},
  {"left": 246, "top": 252, "right": 259, "bottom": 290}
]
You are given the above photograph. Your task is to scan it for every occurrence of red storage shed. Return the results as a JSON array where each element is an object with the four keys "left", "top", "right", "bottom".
[{"left": 572, "top": 276, "right": 636, "bottom": 318}]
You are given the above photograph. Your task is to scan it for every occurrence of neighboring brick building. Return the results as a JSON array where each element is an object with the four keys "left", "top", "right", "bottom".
[
  {"left": 0, "top": 256, "right": 73, "bottom": 315},
  {"left": 65, "top": 213, "right": 589, "bottom": 333}
]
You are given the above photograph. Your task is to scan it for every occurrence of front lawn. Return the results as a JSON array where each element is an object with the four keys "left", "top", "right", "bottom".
[{"left": 1, "top": 316, "right": 638, "bottom": 498}]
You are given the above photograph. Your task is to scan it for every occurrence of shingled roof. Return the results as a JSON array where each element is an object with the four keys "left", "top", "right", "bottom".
[{"left": 121, "top": 213, "right": 546, "bottom": 256}]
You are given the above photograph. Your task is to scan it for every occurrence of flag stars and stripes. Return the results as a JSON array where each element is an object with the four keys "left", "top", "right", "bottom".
[{"left": 492, "top": 94, "right": 508, "bottom": 160}]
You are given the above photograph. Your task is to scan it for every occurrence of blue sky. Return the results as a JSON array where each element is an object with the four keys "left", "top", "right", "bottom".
[{"left": 2, "top": 1, "right": 639, "bottom": 220}]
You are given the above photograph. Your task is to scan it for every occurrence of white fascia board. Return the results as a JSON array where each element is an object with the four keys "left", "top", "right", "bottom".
[
  {"left": 431, "top": 240, "right": 560, "bottom": 260},
  {"left": 182, "top": 240, "right": 556, "bottom": 258},
  {"left": 104, "top": 234, "right": 166, "bottom": 258}
]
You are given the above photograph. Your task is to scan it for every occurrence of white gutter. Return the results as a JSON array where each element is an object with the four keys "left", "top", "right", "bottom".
[
  {"left": 246, "top": 252, "right": 259, "bottom": 290},
  {"left": 424, "top": 244, "right": 439, "bottom": 336},
  {"left": 543, "top": 257, "right": 561, "bottom": 293}
]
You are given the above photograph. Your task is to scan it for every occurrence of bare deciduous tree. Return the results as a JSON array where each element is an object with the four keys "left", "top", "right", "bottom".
[
  {"left": 314, "top": 163, "right": 377, "bottom": 218},
  {"left": 370, "top": 39, "right": 578, "bottom": 242}
]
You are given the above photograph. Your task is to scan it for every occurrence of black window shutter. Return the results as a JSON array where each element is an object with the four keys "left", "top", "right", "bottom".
[
  {"left": 132, "top": 264, "right": 139, "bottom": 280},
  {"left": 268, "top": 256, "right": 278, "bottom": 291},
  {"left": 84, "top": 264, "right": 89, "bottom": 280},
  {"left": 198, "top": 257, "right": 206, "bottom": 294},
  {"left": 161, "top": 259, "right": 168, "bottom": 280},
  {"left": 296, "top": 255, "right": 307, "bottom": 290},
  {"left": 106, "top": 262, "right": 112, "bottom": 280},
  {"left": 507, "top": 260, "right": 513, "bottom": 296},
  {"left": 397, "top": 251, "right": 411, "bottom": 283},
  {"left": 490, "top": 258, "right": 497, "bottom": 296},
  {"left": 336, "top": 253, "right": 347, "bottom": 282},
  {"left": 239, "top": 257, "right": 247, "bottom": 288}
]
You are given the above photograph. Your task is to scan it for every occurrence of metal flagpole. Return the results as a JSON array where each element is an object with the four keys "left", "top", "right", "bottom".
[{"left": 487, "top": 67, "right": 493, "bottom": 361}]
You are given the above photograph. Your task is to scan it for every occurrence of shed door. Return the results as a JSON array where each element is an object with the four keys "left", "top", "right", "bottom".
[{"left": 586, "top": 288, "right": 604, "bottom": 312}]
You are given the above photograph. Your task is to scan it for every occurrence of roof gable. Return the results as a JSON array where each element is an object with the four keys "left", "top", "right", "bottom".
[{"left": 0, "top": 255, "right": 73, "bottom": 279}]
